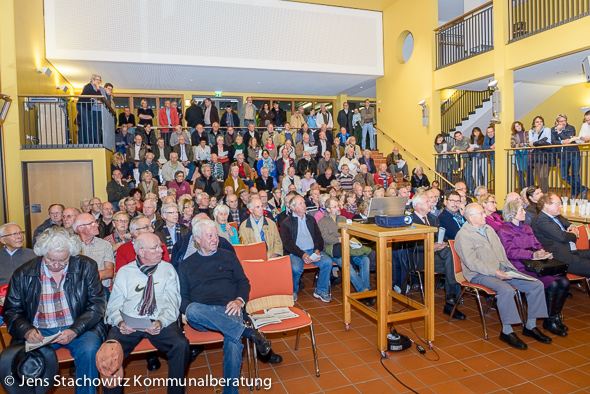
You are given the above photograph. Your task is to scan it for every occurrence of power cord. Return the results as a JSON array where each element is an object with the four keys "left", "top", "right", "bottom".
[
  {"left": 380, "top": 355, "right": 419, "bottom": 394},
  {"left": 409, "top": 320, "right": 440, "bottom": 361}
]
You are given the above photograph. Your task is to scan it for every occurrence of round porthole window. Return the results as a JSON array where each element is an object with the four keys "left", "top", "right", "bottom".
[{"left": 396, "top": 31, "right": 414, "bottom": 64}]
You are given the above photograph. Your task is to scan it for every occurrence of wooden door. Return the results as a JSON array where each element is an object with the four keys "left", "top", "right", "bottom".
[{"left": 23, "top": 161, "right": 94, "bottom": 245}]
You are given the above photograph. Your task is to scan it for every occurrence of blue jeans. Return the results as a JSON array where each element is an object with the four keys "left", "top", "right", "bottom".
[
  {"left": 185, "top": 303, "right": 244, "bottom": 394},
  {"left": 289, "top": 249, "right": 332, "bottom": 295},
  {"left": 185, "top": 162, "right": 197, "bottom": 181},
  {"left": 559, "top": 152, "right": 584, "bottom": 197},
  {"left": 333, "top": 255, "right": 371, "bottom": 292},
  {"left": 361, "top": 122, "right": 375, "bottom": 150},
  {"left": 41, "top": 327, "right": 102, "bottom": 394}
]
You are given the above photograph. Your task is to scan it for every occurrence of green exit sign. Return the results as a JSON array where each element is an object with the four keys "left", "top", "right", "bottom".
[{"left": 214, "top": 91, "right": 222, "bottom": 97}]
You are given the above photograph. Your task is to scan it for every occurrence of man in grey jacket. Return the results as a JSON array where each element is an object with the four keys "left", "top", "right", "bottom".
[{"left": 455, "top": 203, "right": 550, "bottom": 350}]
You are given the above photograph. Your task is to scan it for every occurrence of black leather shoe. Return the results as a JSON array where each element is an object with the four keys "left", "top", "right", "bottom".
[
  {"left": 522, "top": 327, "right": 552, "bottom": 344},
  {"left": 363, "top": 297, "right": 377, "bottom": 307},
  {"left": 446, "top": 293, "right": 457, "bottom": 306},
  {"left": 251, "top": 331, "right": 271, "bottom": 357},
  {"left": 556, "top": 320, "right": 569, "bottom": 332},
  {"left": 190, "top": 345, "right": 204, "bottom": 363},
  {"left": 543, "top": 317, "right": 567, "bottom": 337},
  {"left": 259, "top": 350, "right": 283, "bottom": 364},
  {"left": 299, "top": 280, "right": 306, "bottom": 290},
  {"left": 443, "top": 303, "right": 466, "bottom": 320},
  {"left": 499, "top": 332, "right": 527, "bottom": 350},
  {"left": 330, "top": 276, "right": 342, "bottom": 286},
  {"left": 147, "top": 355, "right": 161, "bottom": 371}
]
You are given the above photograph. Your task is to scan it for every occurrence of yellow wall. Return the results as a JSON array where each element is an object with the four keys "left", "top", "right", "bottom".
[{"left": 519, "top": 82, "right": 590, "bottom": 128}]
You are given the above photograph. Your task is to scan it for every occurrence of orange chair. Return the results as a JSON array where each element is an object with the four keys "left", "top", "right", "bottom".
[
  {"left": 242, "top": 257, "right": 320, "bottom": 383},
  {"left": 569, "top": 225, "right": 590, "bottom": 296},
  {"left": 234, "top": 241, "right": 268, "bottom": 262},
  {"left": 56, "top": 338, "right": 157, "bottom": 363},
  {"left": 448, "top": 241, "right": 525, "bottom": 340},
  {"left": 228, "top": 221, "right": 239, "bottom": 234}
]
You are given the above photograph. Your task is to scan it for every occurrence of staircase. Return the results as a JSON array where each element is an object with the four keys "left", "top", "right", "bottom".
[
  {"left": 441, "top": 89, "right": 493, "bottom": 136},
  {"left": 371, "top": 150, "right": 386, "bottom": 168}
]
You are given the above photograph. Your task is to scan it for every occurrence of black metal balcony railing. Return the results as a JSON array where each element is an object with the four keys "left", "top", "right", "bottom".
[
  {"left": 435, "top": 1, "right": 494, "bottom": 69},
  {"left": 441, "top": 90, "right": 493, "bottom": 136},
  {"left": 508, "top": 0, "right": 590, "bottom": 43},
  {"left": 433, "top": 150, "right": 496, "bottom": 194},
  {"left": 506, "top": 143, "right": 590, "bottom": 197},
  {"left": 19, "top": 95, "right": 116, "bottom": 150}
]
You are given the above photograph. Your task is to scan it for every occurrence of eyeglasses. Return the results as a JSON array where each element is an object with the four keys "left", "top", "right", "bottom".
[
  {"left": 0, "top": 231, "right": 24, "bottom": 238},
  {"left": 49, "top": 211, "right": 62, "bottom": 216},
  {"left": 165, "top": 211, "right": 179, "bottom": 215},
  {"left": 114, "top": 219, "right": 130, "bottom": 223},
  {"left": 486, "top": 201, "right": 497, "bottom": 205},
  {"left": 135, "top": 225, "right": 153, "bottom": 232},
  {"left": 549, "top": 201, "right": 562, "bottom": 206},
  {"left": 77, "top": 221, "right": 98, "bottom": 227},
  {"left": 44, "top": 256, "right": 69, "bottom": 266},
  {"left": 142, "top": 244, "right": 162, "bottom": 252}
]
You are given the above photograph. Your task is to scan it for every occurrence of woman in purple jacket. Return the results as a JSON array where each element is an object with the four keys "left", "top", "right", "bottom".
[{"left": 497, "top": 200, "right": 570, "bottom": 337}]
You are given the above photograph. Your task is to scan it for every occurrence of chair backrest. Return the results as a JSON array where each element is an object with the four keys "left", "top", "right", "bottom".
[
  {"left": 576, "top": 225, "right": 589, "bottom": 250},
  {"left": 242, "top": 256, "right": 294, "bottom": 314},
  {"left": 229, "top": 222, "right": 238, "bottom": 233},
  {"left": 234, "top": 241, "right": 268, "bottom": 262},
  {"left": 448, "top": 240, "right": 466, "bottom": 284}
]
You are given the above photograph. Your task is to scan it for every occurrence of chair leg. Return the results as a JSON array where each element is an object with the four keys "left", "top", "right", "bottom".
[
  {"left": 0, "top": 327, "right": 6, "bottom": 350},
  {"left": 308, "top": 319, "right": 320, "bottom": 377},
  {"left": 245, "top": 338, "right": 254, "bottom": 392},
  {"left": 313, "top": 268, "right": 319, "bottom": 288},
  {"left": 448, "top": 287, "right": 466, "bottom": 322},
  {"left": 294, "top": 328, "right": 301, "bottom": 350},
  {"left": 474, "top": 292, "right": 489, "bottom": 340}
]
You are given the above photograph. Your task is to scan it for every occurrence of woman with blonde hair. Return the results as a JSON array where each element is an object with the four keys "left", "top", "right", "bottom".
[
  {"left": 178, "top": 195, "right": 195, "bottom": 228},
  {"left": 111, "top": 152, "right": 133, "bottom": 185},
  {"left": 138, "top": 170, "right": 158, "bottom": 197}
]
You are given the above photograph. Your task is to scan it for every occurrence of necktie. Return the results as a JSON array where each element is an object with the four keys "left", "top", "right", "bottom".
[{"left": 424, "top": 215, "right": 430, "bottom": 226}]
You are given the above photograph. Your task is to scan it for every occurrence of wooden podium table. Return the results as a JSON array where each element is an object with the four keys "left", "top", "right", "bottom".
[{"left": 339, "top": 222, "right": 437, "bottom": 356}]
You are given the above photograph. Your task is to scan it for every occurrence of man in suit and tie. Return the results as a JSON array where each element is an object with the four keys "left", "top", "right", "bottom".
[
  {"left": 532, "top": 192, "right": 590, "bottom": 277},
  {"left": 410, "top": 193, "right": 465, "bottom": 319},
  {"left": 438, "top": 191, "right": 465, "bottom": 240}
]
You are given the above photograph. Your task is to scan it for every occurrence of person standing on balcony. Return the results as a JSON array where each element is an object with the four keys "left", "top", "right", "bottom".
[
  {"left": 271, "top": 101, "right": 286, "bottom": 127},
  {"left": 528, "top": 116, "right": 553, "bottom": 193},
  {"left": 359, "top": 99, "right": 375, "bottom": 150},
  {"left": 185, "top": 98, "right": 204, "bottom": 134},
  {"left": 483, "top": 125, "right": 496, "bottom": 189},
  {"left": 118, "top": 106, "right": 136, "bottom": 136},
  {"left": 239, "top": 96, "right": 258, "bottom": 129},
  {"left": 203, "top": 98, "right": 220, "bottom": 129},
  {"left": 316, "top": 104, "right": 334, "bottom": 132},
  {"left": 158, "top": 100, "right": 180, "bottom": 146},
  {"left": 452, "top": 131, "right": 472, "bottom": 193},
  {"left": 137, "top": 99, "right": 154, "bottom": 127},
  {"left": 551, "top": 114, "right": 587, "bottom": 199},
  {"left": 337, "top": 102, "right": 352, "bottom": 135},
  {"left": 510, "top": 121, "right": 531, "bottom": 192},
  {"left": 78, "top": 74, "right": 102, "bottom": 145}
]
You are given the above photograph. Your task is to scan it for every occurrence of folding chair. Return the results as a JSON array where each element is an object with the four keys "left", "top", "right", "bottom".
[
  {"left": 242, "top": 256, "right": 320, "bottom": 386},
  {"left": 570, "top": 225, "right": 590, "bottom": 297},
  {"left": 448, "top": 241, "right": 525, "bottom": 340},
  {"left": 234, "top": 241, "right": 268, "bottom": 262}
]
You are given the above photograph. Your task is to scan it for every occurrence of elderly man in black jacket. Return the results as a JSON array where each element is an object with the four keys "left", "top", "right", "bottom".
[
  {"left": 2, "top": 227, "right": 106, "bottom": 394},
  {"left": 279, "top": 195, "right": 333, "bottom": 302}
]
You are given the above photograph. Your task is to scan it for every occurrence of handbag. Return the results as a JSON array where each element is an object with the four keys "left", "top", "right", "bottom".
[{"left": 520, "top": 259, "right": 569, "bottom": 277}]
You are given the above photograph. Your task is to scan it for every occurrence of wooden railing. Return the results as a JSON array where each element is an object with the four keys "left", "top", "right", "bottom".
[
  {"left": 441, "top": 90, "right": 493, "bottom": 136},
  {"left": 508, "top": 0, "right": 590, "bottom": 43},
  {"left": 435, "top": 1, "right": 494, "bottom": 69}
]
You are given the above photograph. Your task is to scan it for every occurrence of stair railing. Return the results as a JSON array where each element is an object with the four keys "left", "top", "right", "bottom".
[{"left": 441, "top": 90, "right": 493, "bottom": 136}]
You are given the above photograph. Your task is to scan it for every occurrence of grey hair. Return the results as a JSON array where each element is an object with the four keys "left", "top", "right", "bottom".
[
  {"left": 213, "top": 204, "right": 229, "bottom": 218},
  {"left": 34, "top": 227, "right": 81, "bottom": 257},
  {"left": 196, "top": 192, "right": 209, "bottom": 203},
  {"left": 412, "top": 193, "right": 429, "bottom": 210},
  {"left": 463, "top": 203, "right": 483, "bottom": 221},
  {"left": 192, "top": 219, "right": 216, "bottom": 240},
  {"left": 502, "top": 200, "right": 523, "bottom": 223},
  {"left": 161, "top": 203, "right": 178, "bottom": 216},
  {"left": 556, "top": 113, "right": 567, "bottom": 122},
  {"left": 129, "top": 217, "right": 150, "bottom": 233},
  {"left": 0, "top": 223, "right": 20, "bottom": 237},
  {"left": 473, "top": 186, "right": 488, "bottom": 198},
  {"left": 80, "top": 199, "right": 90, "bottom": 208},
  {"left": 143, "top": 199, "right": 157, "bottom": 208},
  {"left": 318, "top": 194, "right": 331, "bottom": 208}
]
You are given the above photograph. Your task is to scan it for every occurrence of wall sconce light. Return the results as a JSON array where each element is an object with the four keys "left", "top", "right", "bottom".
[
  {"left": 418, "top": 100, "right": 428, "bottom": 126},
  {"left": 488, "top": 80, "right": 501, "bottom": 124},
  {"left": 580, "top": 106, "right": 590, "bottom": 114},
  {"left": 35, "top": 67, "right": 52, "bottom": 77},
  {"left": 0, "top": 94, "right": 13, "bottom": 125},
  {"left": 56, "top": 85, "right": 68, "bottom": 93}
]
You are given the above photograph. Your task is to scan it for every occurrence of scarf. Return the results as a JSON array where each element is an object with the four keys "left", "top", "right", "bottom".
[
  {"left": 135, "top": 257, "right": 158, "bottom": 316},
  {"left": 262, "top": 157, "right": 275, "bottom": 174},
  {"left": 165, "top": 223, "right": 181, "bottom": 254}
]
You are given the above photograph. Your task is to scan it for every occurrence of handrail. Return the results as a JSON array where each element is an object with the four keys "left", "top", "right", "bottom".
[
  {"left": 375, "top": 127, "right": 454, "bottom": 187},
  {"left": 504, "top": 142, "right": 590, "bottom": 151},
  {"left": 433, "top": 149, "right": 495, "bottom": 156},
  {"left": 435, "top": 1, "right": 493, "bottom": 31},
  {"left": 20, "top": 94, "right": 116, "bottom": 117}
]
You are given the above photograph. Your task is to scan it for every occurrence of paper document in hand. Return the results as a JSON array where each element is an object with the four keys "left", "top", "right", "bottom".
[
  {"left": 121, "top": 311, "right": 153, "bottom": 330},
  {"left": 26, "top": 332, "right": 61, "bottom": 352},
  {"left": 506, "top": 271, "right": 537, "bottom": 281},
  {"left": 309, "top": 253, "right": 320, "bottom": 261},
  {"left": 396, "top": 160, "right": 406, "bottom": 169}
]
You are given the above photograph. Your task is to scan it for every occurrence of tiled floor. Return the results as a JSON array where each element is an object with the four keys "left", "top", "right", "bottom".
[{"left": 7, "top": 275, "right": 590, "bottom": 394}]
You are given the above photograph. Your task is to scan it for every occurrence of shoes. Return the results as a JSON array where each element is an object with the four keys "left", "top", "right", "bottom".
[
  {"left": 251, "top": 331, "right": 271, "bottom": 357},
  {"left": 363, "top": 297, "right": 377, "bottom": 307},
  {"left": 443, "top": 303, "right": 466, "bottom": 320},
  {"left": 522, "top": 327, "right": 552, "bottom": 344},
  {"left": 147, "top": 355, "right": 161, "bottom": 371},
  {"left": 189, "top": 345, "right": 204, "bottom": 363},
  {"left": 543, "top": 316, "right": 568, "bottom": 337},
  {"left": 313, "top": 292, "right": 332, "bottom": 303},
  {"left": 499, "top": 332, "right": 528, "bottom": 350},
  {"left": 330, "top": 276, "right": 342, "bottom": 286},
  {"left": 259, "top": 350, "right": 283, "bottom": 364},
  {"left": 293, "top": 293, "right": 298, "bottom": 302},
  {"left": 299, "top": 280, "right": 306, "bottom": 290},
  {"left": 446, "top": 293, "right": 457, "bottom": 306}
]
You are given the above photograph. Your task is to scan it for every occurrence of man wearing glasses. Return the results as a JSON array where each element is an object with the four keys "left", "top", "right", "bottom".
[
  {"left": 2, "top": 227, "right": 106, "bottom": 394},
  {"left": 438, "top": 191, "right": 466, "bottom": 241},
  {"left": 32, "top": 203, "right": 64, "bottom": 246},
  {"left": 0, "top": 223, "right": 35, "bottom": 290},
  {"left": 155, "top": 203, "right": 190, "bottom": 259},
  {"left": 115, "top": 217, "right": 170, "bottom": 272},
  {"left": 74, "top": 213, "right": 115, "bottom": 297}
]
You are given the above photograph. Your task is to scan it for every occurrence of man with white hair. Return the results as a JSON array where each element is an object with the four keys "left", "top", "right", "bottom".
[
  {"left": 455, "top": 203, "right": 550, "bottom": 350},
  {"left": 180, "top": 219, "right": 273, "bottom": 393},
  {"left": 32, "top": 203, "right": 64, "bottom": 246},
  {"left": 115, "top": 217, "right": 170, "bottom": 272},
  {"left": 0, "top": 223, "right": 36, "bottom": 287},
  {"left": 410, "top": 193, "right": 465, "bottom": 319},
  {"left": 75, "top": 213, "right": 115, "bottom": 295},
  {"left": 240, "top": 197, "right": 282, "bottom": 259},
  {"left": 2, "top": 227, "right": 106, "bottom": 394},
  {"left": 89, "top": 197, "right": 102, "bottom": 219},
  {"left": 105, "top": 233, "right": 189, "bottom": 394},
  {"left": 155, "top": 203, "right": 190, "bottom": 259},
  {"left": 142, "top": 198, "right": 163, "bottom": 228},
  {"left": 162, "top": 152, "right": 186, "bottom": 185},
  {"left": 172, "top": 134, "right": 196, "bottom": 181}
]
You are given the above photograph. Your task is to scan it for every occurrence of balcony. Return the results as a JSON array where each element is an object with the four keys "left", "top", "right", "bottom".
[
  {"left": 19, "top": 95, "right": 116, "bottom": 150},
  {"left": 435, "top": 1, "right": 494, "bottom": 69},
  {"left": 508, "top": 0, "right": 590, "bottom": 43}
]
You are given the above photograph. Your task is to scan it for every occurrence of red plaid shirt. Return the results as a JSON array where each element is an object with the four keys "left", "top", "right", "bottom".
[{"left": 33, "top": 262, "right": 73, "bottom": 329}]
